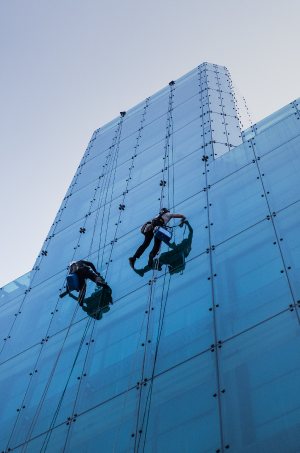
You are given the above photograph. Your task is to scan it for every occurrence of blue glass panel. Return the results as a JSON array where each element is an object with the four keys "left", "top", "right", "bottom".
[
  {"left": 219, "top": 310, "right": 300, "bottom": 452},
  {"left": 207, "top": 142, "right": 254, "bottom": 186},
  {"left": 172, "top": 95, "right": 201, "bottom": 131},
  {"left": 0, "top": 271, "right": 67, "bottom": 362},
  {"left": 54, "top": 182, "right": 99, "bottom": 233},
  {"left": 71, "top": 285, "right": 150, "bottom": 416},
  {"left": 0, "top": 272, "right": 30, "bottom": 307},
  {"left": 205, "top": 62, "right": 228, "bottom": 74},
  {"left": 209, "top": 162, "right": 269, "bottom": 245},
  {"left": 70, "top": 152, "right": 111, "bottom": 192},
  {"left": 224, "top": 115, "right": 242, "bottom": 147},
  {"left": 253, "top": 114, "right": 300, "bottom": 158},
  {"left": 142, "top": 253, "right": 214, "bottom": 378},
  {"left": 212, "top": 220, "right": 294, "bottom": 341},
  {"left": 212, "top": 141, "right": 230, "bottom": 158},
  {"left": 208, "top": 88, "right": 223, "bottom": 114},
  {"left": 210, "top": 112, "right": 228, "bottom": 144},
  {"left": 168, "top": 151, "right": 206, "bottom": 206},
  {"left": 143, "top": 92, "right": 169, "bottom": 126},
  {"left": 139, "top": 351, "right": 221, "bottom": 453},
  {"left": 138, "top": 114, "right": 169, "bottom": 153},
  {"left": 253, "top": 103, "right": 295, "bottom": 135},
  {"left": 0, "top": 345, "right": 40, "bottom": 448},
  {"left": 0, "top": 294, "right": 24, "bottom": 357},
  {"left": 8, "top": 324, "right": 90, "bottom": 446},
  {"left": 242, "top": 125, "right": 256, "bottom": 142},
  {"left": 120, "top": 107, "right": 144, "bottom": 141},
  {"left": 272, "top": 202, "right": 300, "bottom": 302},
  {"left": 172, "top": 118, "right": 202, "bottom": 162},
  {"left": 8, "top": 423, "right": 69, "bottom": 453},
  {"left": 64, "top": 390, "right": 137, "bottom": 452},
  {"left": 87, "top": 123, "right": 119, "bottom": 160},
  {"left": 117, "top": 130, "right": 142, "bottom": 165},
  {"left": 127, "top": 140, "right": 167, "bottom": 188},
  {"left": 172, "top": 74, "right": 200, "bottom": 108},
  {"left": 206, "top": 72, "right": 219, "bottom": 91},
  {"left": 31, "top": 220, "right": 87, "bottom": 286},
  {"left": 258, "top": 135, "right": 300, "bottom": 212}
]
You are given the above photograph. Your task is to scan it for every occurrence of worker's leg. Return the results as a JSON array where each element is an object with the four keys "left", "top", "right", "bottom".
[
  {"left": 148, "top": 237, "right": 161, "bottom": 267},
  {"left": 129, "top": 231, "right": 153, "bottom": 268},
  {"left": 135, "top": 231, "right": 153, "bottom": 258},
  {"left": 81, "top": 268, "right": 108, "bottom": 288}
]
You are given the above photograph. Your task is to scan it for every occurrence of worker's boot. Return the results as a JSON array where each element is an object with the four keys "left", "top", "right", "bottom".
[
  {"left": 129, "top": 256, "right": 136, "bottom": 269},
  {"left": 96, "top": 276, "right": 109, "bottom": 288}
]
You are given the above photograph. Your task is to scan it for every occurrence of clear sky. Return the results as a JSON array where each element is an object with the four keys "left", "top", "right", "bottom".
[{"left": 1, "top": 0, "right": 299, "bottom": 287}]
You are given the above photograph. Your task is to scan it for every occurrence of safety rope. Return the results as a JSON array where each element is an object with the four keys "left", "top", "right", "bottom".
[
  {"left": 111, "top": 100, "right": 152, "bottom": 453},
  {"left": 40, "top": 317, "right": 93, "bottom": 452},
  {"left": 160, "top": 82, "right": 175, "bottom": 212},
  {"left": 126, "top": 83, "right": 177, "bottom": 453},
  {"left": 14, "top": 122, "right": 123, "bottom": 453},
  {"left": 99, "top": 120, "right": 125, "bottom": 271},
  {"left": 96, "top": 122, "right": 125, "bottom": 266},
  {"left": 136, "top": 270, "right": 172, "bottom": 453},
  {"left": 58, "top": 105, "right": 149, "bottom": 452},
  {"left": 38, "top": 116, "right": 126, "bottom": 452},
  {"left": 20, "top": 304, "right": 80, "bottom": 453}
]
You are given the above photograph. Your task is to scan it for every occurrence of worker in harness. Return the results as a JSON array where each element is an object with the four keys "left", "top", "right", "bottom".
[
  {"left": 60, "top": 260, "right": 108, "bottom": 306},
  {"left": 133, "top": 220, "right": 193, "bottom": 276},
  {"left": 69, "top": 260, "right": 107, "bottom": 289},
  {"left": 129, "top": 208, "right": 186, "bottom": 269}
]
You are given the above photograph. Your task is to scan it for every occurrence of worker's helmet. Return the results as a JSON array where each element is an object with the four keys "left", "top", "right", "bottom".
[
  {"left": 69, "top": 261, "right": 76, "bottom": 267},
  {"left": 160, "top": 208, "right": 170, "bottom": 215}
]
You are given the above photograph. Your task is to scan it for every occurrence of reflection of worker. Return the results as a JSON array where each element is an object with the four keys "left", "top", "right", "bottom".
[
  {"left": 129, "top": 208, "right": 186, "bottom": 269},
  {"left": 68, "top": 285, "right": 113, "bottom": 320},
  {"left": 133, "top": 221, "right": 193, "bottom": 276}
]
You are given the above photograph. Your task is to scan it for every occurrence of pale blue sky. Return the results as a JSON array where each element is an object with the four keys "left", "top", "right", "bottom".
[{"left": 1, "top": 0, "right": 299, "bottom": 287}]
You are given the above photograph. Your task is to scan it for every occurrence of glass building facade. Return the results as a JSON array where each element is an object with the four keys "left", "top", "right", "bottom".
[{"left": 1, "top": 62, "right": 300, "bottom": 453}]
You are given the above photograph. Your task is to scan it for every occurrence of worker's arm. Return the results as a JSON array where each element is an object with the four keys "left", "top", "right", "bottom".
[
  {"left": 82, "top": 260, "right": 98, "bottom": 274},
  {"left": 171, "top": 213, "right": 186, "bottom": 226}
]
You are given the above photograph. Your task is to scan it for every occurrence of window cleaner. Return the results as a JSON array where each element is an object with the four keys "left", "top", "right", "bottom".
[
  {"left": 128, "top": 208, "right": 186, "bottom": 269},
  {"left": 133, "top": 220, "right": 193, "bottom": 277},
  {"left": 60, "top": 260, "right": 108, "bottom": 306}
]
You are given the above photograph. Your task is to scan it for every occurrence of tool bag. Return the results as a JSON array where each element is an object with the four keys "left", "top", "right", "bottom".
[
  {"left": 154, "top": 226, "right": 172, "bottom": 244},
  {"left": 66, "top": 273, "right": 79, "bottom": 291}
]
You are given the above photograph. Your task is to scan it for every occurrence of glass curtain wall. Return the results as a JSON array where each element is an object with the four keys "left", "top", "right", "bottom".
[{"left": 1, "top": 63, "right": 300, "bottom": 453}]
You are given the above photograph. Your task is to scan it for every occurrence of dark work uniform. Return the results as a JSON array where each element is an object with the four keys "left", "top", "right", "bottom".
[
  {"left": 70, "top": 260, "right": 101, "bottom": 290},
  {"left": 135, "top": 230, "right": 161, "bottom": 260},
  {"left": 134, "top": 213, "right": 172, "bottom": 260}
]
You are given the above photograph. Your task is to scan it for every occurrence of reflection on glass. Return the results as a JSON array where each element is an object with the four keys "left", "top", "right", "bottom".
[{"left": 68, "top": 285, "right": 113, "bottom": 320}]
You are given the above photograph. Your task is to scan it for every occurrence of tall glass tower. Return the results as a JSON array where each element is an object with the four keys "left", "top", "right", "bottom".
[{"left": 1, "top": 62, "right": 300, "bottom": 453}]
